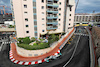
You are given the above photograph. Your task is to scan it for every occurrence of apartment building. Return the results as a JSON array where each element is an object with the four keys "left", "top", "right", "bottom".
[
  {"left": 74, "top": 13, "right": 100, "bottom": 25},
  {"left": 11, "top": 0, "right": 75, "bottom": 38}
]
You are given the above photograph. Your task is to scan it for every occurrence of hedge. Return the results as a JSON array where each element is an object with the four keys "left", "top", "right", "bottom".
[{"left": 17, "top": 43, "right": 49, "bottom": 50}]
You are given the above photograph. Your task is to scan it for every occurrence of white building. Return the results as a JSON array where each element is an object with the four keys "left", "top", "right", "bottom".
[
  {"left": 11, "top": 0, "right": 75, "bottom": 38},
  {"left": 74, "top": 13, "right": 100, "bottom": 26}
]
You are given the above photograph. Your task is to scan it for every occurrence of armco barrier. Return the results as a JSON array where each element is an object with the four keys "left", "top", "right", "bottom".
[
  {"left": 58, "top": 28, "right": 75, "bottom": 49},
  {"left": 9, "top": 49, "right": 60, "bottom": 65},
  {"left": 86, "top": 28, "right": 95, "bottom": 67},
  {"left": 59, "top": 28, "right": 75, "bottom": 49}
]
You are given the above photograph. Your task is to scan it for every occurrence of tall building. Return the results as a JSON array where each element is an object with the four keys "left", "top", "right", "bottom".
[{"left": 11, "top": 0, "right": 75, "bottom": 38}]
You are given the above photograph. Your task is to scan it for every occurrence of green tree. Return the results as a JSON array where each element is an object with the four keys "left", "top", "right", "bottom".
[
  {"left": 8, "top": 25, "right": 14, "bottom": 28},
  {"left": 51, "top": 34, "right": 56, "bottom": 41},
  {"left": 17, "top": 38, "right": 23, "bottom": 43},
  {"left": 23, "top": 37, "right": 31, "bottom": 44},
  {"left": 55, "top": 35, "right": 59, "bottom": 41}
]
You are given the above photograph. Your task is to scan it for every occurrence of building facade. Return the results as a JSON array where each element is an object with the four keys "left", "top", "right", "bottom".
[
  {"left": 11, "top": 0, "right": 75, "bottom": 38},
  {"left": 74, "top": 13, "right": 100, "bottom": 26},
  {"left": 0, "top": 14, "right": 12, "bottom": 24}
]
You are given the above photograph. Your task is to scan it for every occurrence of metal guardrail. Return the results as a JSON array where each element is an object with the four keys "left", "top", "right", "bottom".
[
  {"left": 59, "top": 28, "right": 76, "bottom": 50},
  {"left": 86, "top": 27, "right": 95, "bottom": 67}
]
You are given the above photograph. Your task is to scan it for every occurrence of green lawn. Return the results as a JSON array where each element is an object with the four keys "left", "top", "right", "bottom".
[{"left": 17, "top": 43, "right": 50, "bottom": 50}]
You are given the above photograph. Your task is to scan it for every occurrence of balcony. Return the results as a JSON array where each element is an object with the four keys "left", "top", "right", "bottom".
[
  {"left": 34, "top": 31, "right": 37, "bottom": 33},
  {"left": 54, "top": 0, "right": 59, "bottom": 1},
  {"left": 47, "top": 26, "right": 58, "bottom": 30},
  {"left": 47, "top": 0, "right": 53, "bottom": 1},
  {"left": 33, "top": 7, "right": 36, "bottom": 9},
  {"left": 33, "top": 13, "right": 36, "bottom": 15},
  {"left": 47, "top": 3, "right": 59, "bottom": 7},
  {"left": 47, "top": 0, "right": 59, "bottom": 1},
  {"left": 47, "top": 9, "right": 58, "bottom": 14},
  {"left": 33, "top": 0, "right": 36, "bottom": 2},
  {"left": 47, "top": 15, "right": 58, "bottom": 19},
  {"left": 47, "top": 21, "right": 58, "bottom": 25},
  {"left": 34, "top": 19, "right": 37, "bottom": 21},
  {"left": 34, "top": 25, "right": 37, "bottom": 27}
]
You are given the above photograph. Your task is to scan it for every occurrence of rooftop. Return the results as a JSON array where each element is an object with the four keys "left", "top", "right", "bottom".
[{"left": 75, "top": 13, "right": 100, "bottom": 16}]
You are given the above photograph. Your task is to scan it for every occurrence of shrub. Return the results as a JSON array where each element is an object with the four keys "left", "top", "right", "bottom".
[
  {"left": 39, "top": 38, "right": 44, "bottom": 41},
  {"left": 8, "top": 25, "right": 14, "bottom": 28},
  {"left": 22, "top": 37, "right": 31, "bottom": 44},
  {"left": 17, "top": 38, "right": 24, "bottom": 43},
  {"left": 17, "top": 43, "right": 49, "bottom": 50},
  {"left": 62, "top": 32, "right": 66, "bottom": 35},
  {"left": 33, "top": 43, "right": 37, "bottom": 46},
  {"left": 48, "top": 34, "right": 59, "bottom": 44},
  {"left": 55, "top": 35, "right": 59, "bottom": 41},
  {"left": 31, "top": 37, "right": 36, "bottom": 42}
]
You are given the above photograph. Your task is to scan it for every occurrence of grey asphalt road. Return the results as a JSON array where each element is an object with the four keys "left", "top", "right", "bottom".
[
  {"left": 54, "top": 36, "right": 90, "bottom": 67},
  {"left": 0, "top": 27, "right": 90, "bottom": 67},
  {"left": 0, "top": 35, "right": 79, "bottom": 67}
]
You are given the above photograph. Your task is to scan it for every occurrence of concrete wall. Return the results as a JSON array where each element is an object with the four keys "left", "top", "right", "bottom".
[{"left": 16, "top": 45, "right": 54, "bottom": 57}]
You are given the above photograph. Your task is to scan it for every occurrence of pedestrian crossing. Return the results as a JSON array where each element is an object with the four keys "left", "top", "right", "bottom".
[
  {"left": 0, "top": 41, "right": 12, "bottom": 51},
  {"left": 2, "top": 41, "right": 12, "bottom": 44},
  {"left": 74, "top": 33, "right": 89, "bottom": 36}
]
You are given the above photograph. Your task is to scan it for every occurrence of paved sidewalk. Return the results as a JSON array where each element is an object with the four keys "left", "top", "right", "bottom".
[{"left": 10, "top": 28, "right": 74, "bottom": 62}]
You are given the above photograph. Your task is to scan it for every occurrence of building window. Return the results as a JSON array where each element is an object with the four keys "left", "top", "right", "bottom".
[
  {"left": 42, "top": 24, "right": 44, "bottom": 26},
  {"left": 59, "top": 13, "right": 61, "bottom": 16},
  {"left": 59, "top": 2, "right": 61, "bottom": 5},
  {"left": 67, "top": 0, "right": 69, "bottom": 3},
  {"left": 59, "top": 8, "right": 61, "bottom": 10},
  {"left": 24, "top": 11, "right": 28, "bottom": 14},
  {"left": 70, "top": 14, "right": 71, "bottom": 16},
  {"left": 70, "top": 7, "right": 72, "bottom": 11},
  {"left": 26, "top": 31, "right": 29, "bottom": 33},
  {"left": 42, "top": 6, "right": 44, "bottom": 9},
  {"left": 34, "top": 27, "right": 37, "bottom": 31},
  {"left": 24, "top": 5, "right": 27, "bottom": 8},
  {"left": 34, "top": 21, "right": 37, "bottom": 25},
  {"left": 33, "top": 9, "right": 36, "bottom": 13},
  {"left": 26, "top": 25, "right": 29, "bottom": 27},
  {"left": 25, "top": 18, "right": 28, "bottom": 21},
  {"left": 69, "top": 19, "right": 71, "bottom": 21},
  {"left": 33, "top": 2, "right": 36, "bottom": 7},
  {"left": 42, "top": 0, "right": 44, "bottom": 3},
  {"left": 59, "top": 19, "right": 61, "bottom": 21},
  {"left": 42, "top": 12, "right": 44, "bottom": 15},
  {"left": 42, "top": 30, "right": 45, "bottom": 32},
  {"left": 35, "top": 33, "right": 37, "bottom": 36},
  {"left": 42, "top": 18, "right": 44, "bottom": 20},
  {"left": 34, "top": 15, "right": 37, "bottom": 19}
]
